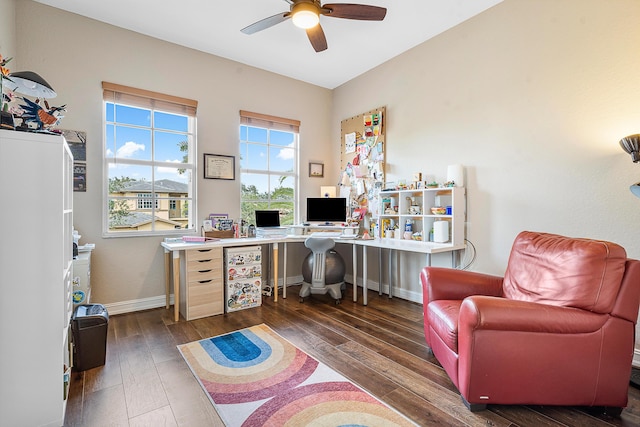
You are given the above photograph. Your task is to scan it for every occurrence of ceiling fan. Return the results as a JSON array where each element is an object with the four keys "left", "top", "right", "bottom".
[{"left": 241, "top": 0, "right": 387, "bottom": 52}]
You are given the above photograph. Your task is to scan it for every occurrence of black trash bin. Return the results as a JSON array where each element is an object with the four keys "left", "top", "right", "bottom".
[{"left": 72, "top": 304, "right": 109, "bottom": 371}]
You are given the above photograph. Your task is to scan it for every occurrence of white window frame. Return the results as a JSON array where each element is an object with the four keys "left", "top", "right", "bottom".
[
  {"left": 102, "top": 82, "right": 197, "bottom": 237},
  {"left": 239, "top": 111, "right": 300, "bottom": 226}
]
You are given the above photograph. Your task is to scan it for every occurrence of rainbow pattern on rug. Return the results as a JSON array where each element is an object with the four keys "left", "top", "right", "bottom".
[{"left": 178, "top": 323, "right": 416, "bottom": 426}]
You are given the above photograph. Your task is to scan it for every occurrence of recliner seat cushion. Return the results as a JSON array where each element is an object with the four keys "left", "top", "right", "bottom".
[{"left": 503, "top": 231, "right": 627, "bottom": 313}]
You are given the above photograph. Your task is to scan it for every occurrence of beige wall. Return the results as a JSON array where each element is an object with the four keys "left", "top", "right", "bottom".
[
  {"left": 14, "top": 1, "right": 335, "bottom": 305},
  {"left": 332, "top": 0, "right": 640, "bottom": 362},
  {"left": 0, "top": 0, "right": 15, "bottom": 60}
]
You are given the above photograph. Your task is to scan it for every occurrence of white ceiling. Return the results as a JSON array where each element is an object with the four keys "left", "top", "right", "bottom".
[{"left": 34, "top": 0, "right": 503, "bottom": 89}]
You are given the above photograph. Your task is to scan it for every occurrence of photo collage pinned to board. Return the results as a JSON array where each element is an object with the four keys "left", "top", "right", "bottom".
[{"left": 340, "top": 106, "right": 385, "bottom": 228}]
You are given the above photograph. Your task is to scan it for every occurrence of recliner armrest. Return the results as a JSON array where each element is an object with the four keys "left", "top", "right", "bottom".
[
  {"left": 421, "top": 267, "right": 503, "bottom": 304},
  {"left": 459, "top": 295, "right": 608, "bottom": 334}
]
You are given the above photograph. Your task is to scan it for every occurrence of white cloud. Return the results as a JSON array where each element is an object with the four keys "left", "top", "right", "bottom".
[
  {"left": 157, "top": 159, "right": 183, "bottom": 175},
  {"left": 277, "top": 142, "right": 295, "bottom": 160},
  {"left": 116, "top": 141, "right": 145, "bottom": 158}
]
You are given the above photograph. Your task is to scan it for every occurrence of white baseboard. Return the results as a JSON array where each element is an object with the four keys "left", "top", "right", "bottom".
[
  {"left": 103, "top": 294, "right": 173, "bottom": 316},
  {"left": 356, "top": 274, "right": 422, "bottom": 304}
]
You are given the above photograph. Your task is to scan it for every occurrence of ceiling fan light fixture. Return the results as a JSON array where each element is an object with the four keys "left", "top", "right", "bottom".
[
  {"left": 292, "top": 3, "right": 320, "bottom": 29},
  {"left": 620, "top": 134, "right": 640, "bottom": 163}
]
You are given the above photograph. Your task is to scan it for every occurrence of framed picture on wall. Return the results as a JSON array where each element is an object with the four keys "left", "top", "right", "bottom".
[
  {"left": 309, "top": 162, "right": 324, "bottom": 178},
  {"left": 204, "top": 153, "right": 235, "bottom": 180}
]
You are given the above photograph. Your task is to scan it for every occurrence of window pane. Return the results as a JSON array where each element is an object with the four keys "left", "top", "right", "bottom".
[
  {"left": 270, "top": 175, "right": 294, "bottom": 201},
  {"left": 241, "top": 173, "right": 269, "bottom": 200},
  {"left": 239, "top": 142, "right": 248, "bottom": 169},
  {"left": 107, "top": 197, "right": 139, "bottom": 232},
  {"left": 269, "top": 146, "right": 294, "bottom": 172},
  {"left": 106, "top": 102, "right": 115, "bottom": 122},
  {"left": 115, "top": 104, "right": 151, "bottom": 127},
  {"left": 154, "top": 111, "right": 188, "bottom": 132},
  {"left": 270, "top": 130, "right": 294, "bottom": 147},
  {"left": 105, "top": 124, "right": 115, "bottom": 158},
  {"left": 240, "top": 125, "right": 247, "bottom": 141},
  {"left": 154, "top": 166, "right": 191, "bottom": 196},
  {"left": 245, "top": 143, "right": 268, "bottom": 170},
  {"left": 247, "top": 127, "right": 267, "bottom": 143},
  {"left": 154, "top": 131, "right": 189, "bottom": 163},
  {"left": 114, "top": 126, "right": 151, "bottom": 161}
]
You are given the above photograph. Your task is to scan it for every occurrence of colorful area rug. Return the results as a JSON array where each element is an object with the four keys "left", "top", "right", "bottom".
[{"left": 178, "top": 323, "right": 416, "bottom": 426}]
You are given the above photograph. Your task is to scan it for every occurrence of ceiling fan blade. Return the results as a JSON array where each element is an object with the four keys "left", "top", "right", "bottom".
[
  {"left": 241, "top": 12, "right": 291, "bottom": 35},
  {"left": 306, "top": 24, "right": 328, "bottom": 52},
  {"left": 321, "top": 4, "right": 387, "bottom": 21}
]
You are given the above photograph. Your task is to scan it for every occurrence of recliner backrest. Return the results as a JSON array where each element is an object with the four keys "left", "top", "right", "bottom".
[{"left": 503, "top": 231, "right": 627, "bottom": 313}]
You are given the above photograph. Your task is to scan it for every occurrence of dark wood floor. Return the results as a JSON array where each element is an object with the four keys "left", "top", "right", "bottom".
[{"left": 64, "top": 285, "right": 640, "bottom": 427}]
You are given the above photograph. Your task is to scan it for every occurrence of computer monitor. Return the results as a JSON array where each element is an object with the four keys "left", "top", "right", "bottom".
[
  {"left": 254, "top": 210, "right": 280, "bottom": 228},
  {"left": 306, "top": 197, "right": 347, "bottom": 224}
]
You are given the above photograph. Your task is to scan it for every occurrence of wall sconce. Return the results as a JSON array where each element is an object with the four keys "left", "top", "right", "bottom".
[{"left": 619, "top": 134, "right": 640, "bottom": 197}]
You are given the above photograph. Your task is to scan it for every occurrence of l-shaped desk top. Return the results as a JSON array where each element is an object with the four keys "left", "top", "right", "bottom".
[{"left": 161, "top": 236, "right": 465, "bottom": 321}]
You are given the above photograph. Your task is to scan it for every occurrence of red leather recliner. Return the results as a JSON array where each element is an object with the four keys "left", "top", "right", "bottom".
[{"left": 420, "top": 231, "right": 640, "bottom": 413}]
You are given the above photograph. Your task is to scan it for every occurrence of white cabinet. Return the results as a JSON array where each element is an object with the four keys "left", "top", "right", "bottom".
[
  {"left": 378, "top": 186, "right": 466, "bottom": 246},
  {"left": 73, "top": 251, "right": 92, "bottom": 306},
  {"left": 0, "top": 129, "right": 73, "bottom": 426}
]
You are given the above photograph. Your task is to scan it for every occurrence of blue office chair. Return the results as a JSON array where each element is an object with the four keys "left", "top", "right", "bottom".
[{"left": 299, "top": 237, "right": 346, "bottom": 304}]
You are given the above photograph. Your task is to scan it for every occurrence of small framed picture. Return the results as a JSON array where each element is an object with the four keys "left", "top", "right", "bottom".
[
  {"left": 309, "top": 162, "right": 324, "bottom": 177},
  {"left": 204, "top": 153, "right": 235, "bottom": 180}
]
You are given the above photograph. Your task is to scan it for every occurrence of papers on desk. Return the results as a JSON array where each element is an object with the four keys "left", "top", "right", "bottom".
[{"left": 256, "top": 227, "right": 287, "bottom": 238}]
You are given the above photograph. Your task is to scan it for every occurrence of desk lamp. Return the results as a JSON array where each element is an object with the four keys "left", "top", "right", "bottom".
[{"left": 619, "top": 134, "right": 640, "bottom": 197}]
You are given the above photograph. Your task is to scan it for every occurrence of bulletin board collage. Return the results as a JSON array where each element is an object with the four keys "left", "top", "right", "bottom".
[{"left": 339, "top": 106, "right": 386, "bottom": 228}]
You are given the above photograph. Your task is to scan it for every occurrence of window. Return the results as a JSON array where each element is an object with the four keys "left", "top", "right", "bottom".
[
  {"left": 239, "top": 111, "right": 300, "bottom": 226},
  {"left": 103, "top": 82, "right": 197, "bottom": 236},
  {"left": 137, "top": 193, "right": 158, "bottom": 210}
]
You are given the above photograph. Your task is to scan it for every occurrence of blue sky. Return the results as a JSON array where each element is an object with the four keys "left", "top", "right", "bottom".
[{"left": 106, "top": 103, "right": 191, "bottom": 184}]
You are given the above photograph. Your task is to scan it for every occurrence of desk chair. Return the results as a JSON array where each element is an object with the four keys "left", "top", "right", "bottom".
[{"left": 299, "top": 237, "right": 345, "bottom": 304}]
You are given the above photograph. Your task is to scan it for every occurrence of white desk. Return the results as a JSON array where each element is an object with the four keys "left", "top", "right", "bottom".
[
  {"left": 162, "top": 237, "right": 290, "bottom": 321},
  {"left": 161, "top": 236, "right": 464, "bottom": 321},
  {"left": 353, "top": 238, "right": 464, "bottom": 305}
]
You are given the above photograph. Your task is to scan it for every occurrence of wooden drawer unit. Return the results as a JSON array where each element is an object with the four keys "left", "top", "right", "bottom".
[{"left": 179, "top": 247, "right": 223, "bottom": 320}]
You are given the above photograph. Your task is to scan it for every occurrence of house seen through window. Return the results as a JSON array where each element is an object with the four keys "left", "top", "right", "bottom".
[
  {"left": 103, "top": 82, "right": 197, "bottom": 236},
  {"left": 239, "top": 111, "right": 300, "bottom": 227}
]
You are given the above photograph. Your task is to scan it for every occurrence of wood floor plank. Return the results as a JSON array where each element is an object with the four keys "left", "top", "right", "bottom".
[
  {"left": 155, "top": 357, "right": 225, "bottom": 427},
  {"left": 118, "top": 334, "right": 170, "bottom": 419},
  {"left": 79, "top": 383, "right": 129, "bottom": 427},
  {"left": 129, "top": 405, "right": 177, "bottom": 427}
]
